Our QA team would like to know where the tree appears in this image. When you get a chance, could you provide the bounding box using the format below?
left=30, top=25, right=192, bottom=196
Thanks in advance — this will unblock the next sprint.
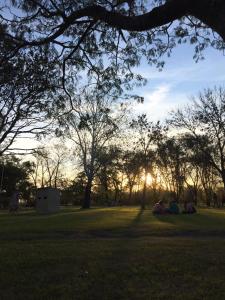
left=0, top=155, right=33, bottom=207
left=0, top=44, right=59, bottom=155
left=95, top=145, right=122, bottom=205
left=122, top=150, right=141, bottom=202
left=180, top=133, right=220, bottom=205
left=157, top=137, right=186, bottom=201
left=2, top=1, right=225, bottom=52
left=63, top=91, right=123, bottom=208
left=66, top=171, right=87, bottom=206
left=130, top=114, right=163, bottom=209
left=31, top=144, right=68, bottom=188
left=1, top=0, right=224, bottom=101
left=170, top=87, right=225, bottom=192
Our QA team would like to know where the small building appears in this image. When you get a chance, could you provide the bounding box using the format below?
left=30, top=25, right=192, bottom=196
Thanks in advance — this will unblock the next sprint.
left=36, top=187, right=60, bottom=214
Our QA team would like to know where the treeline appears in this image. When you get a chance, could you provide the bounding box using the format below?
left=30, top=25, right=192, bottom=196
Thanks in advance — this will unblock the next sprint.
left=1, top=87, right=225, bottom=209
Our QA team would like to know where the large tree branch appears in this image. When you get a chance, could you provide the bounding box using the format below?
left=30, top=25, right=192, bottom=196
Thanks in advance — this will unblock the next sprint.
left=5, top=0, right=225, bottom=62
left=8, top=1, right=193, bottom=47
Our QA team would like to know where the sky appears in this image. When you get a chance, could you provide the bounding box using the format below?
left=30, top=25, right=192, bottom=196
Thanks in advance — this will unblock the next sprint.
left=133, top=44, right=225, bottom=121
left=13, top=41, right=225, bottom=153
left=3, top=2, right=225, bottom=151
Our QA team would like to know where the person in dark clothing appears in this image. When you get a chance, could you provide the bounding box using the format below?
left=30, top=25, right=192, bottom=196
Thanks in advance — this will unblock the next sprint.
left=183, top=201, right=196, bottom=214
left=168, top=200, right=180, bottom=214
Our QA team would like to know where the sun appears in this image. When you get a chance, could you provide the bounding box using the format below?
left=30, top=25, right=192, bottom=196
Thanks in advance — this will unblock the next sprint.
left=146, top=174, right=153, bottom=185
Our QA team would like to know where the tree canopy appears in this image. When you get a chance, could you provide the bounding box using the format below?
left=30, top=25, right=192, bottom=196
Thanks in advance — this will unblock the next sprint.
left=169, top=87, right=225, bottom=192
left=1, top=0, right=225, bottom=98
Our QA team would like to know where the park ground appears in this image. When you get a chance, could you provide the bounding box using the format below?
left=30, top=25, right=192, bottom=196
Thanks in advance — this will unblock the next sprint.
left=1, top=207, right=225, bottom=299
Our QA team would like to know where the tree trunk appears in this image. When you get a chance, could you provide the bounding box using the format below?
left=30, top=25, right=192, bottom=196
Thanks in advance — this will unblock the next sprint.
left=54, top=163, right=60, bottom=188
left=142, top=181, right=146, bottom=210
left=128, top=186, right=133, bottom=202
left=221, top=170, right=225, bottom=192
left=82, top=178, right=92, bottom=209
left=142, top=169, right=147, bottom=210
left=220, top=171, right=225, bottom=207
left=114, top=188, right=119, bottom=205
left=102, top=170, right=109, bottom=204
left=205, top=189, right=211, bottom=207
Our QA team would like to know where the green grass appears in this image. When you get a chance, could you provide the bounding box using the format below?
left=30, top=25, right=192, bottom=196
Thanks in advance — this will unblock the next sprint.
left=1, top=207, right=225, bottom=299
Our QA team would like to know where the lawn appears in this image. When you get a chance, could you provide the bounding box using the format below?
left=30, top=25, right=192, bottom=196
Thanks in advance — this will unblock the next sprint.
left=1, top=207, right=225, bottom=299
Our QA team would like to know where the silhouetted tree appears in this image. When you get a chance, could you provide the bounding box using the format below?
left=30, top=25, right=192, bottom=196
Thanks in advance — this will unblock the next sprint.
left=68, top=172, right=87, bottom=206
left=157, top=137, right=186, bottom=201
left=0, top=156, right=33, bottom=207
left=63, top=91, right=123, bottom=208
left=1, top=0, right=224, bottom=106
left=95, top=146, right=122, bottom=205
left=170, top=87, right=225, bottom=192
left=2, top=1, right=225, bottom=60
left=31, top=144, right=68, bottom=188
left=0, top=50, right=57, bottom=155
left=131, top=114, right=163, bottom=209
left=180, top=133, right=220, bottom=205
left=122, top=150, right=141, bottom=202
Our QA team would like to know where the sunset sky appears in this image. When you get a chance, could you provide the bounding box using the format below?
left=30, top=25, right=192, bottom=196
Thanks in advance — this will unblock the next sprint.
left=3, top=1, right=225, bottom=155
left=14, top=42, right=225, bottom=153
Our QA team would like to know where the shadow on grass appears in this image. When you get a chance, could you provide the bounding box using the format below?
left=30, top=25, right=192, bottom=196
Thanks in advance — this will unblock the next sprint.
left=130, top=207, right=145, bottom=226
left=0, top=207, right=143, bottom=240
left=1, top=207, right=225, bottom=241
left=88, top=208, right=153, bottom=238
left=0, top=206, right=109, bottom=221
left=153, top=210, right=225, bottom=237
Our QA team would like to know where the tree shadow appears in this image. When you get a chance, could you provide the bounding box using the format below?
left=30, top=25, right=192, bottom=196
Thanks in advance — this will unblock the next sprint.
left=153, top=210, right=225, bottom=237
left=130, top=207, right=145, bottom=227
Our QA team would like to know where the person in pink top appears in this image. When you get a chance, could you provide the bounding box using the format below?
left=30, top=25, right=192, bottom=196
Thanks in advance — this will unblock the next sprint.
left=153, top=200, right=167, bottom=215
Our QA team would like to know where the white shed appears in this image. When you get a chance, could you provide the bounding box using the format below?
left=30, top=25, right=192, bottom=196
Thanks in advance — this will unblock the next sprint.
left=36, top=187, right=60, bottom=214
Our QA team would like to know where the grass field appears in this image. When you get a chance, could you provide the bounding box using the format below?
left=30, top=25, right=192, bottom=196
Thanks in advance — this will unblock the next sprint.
left=1, top=207, right=225, bottom=299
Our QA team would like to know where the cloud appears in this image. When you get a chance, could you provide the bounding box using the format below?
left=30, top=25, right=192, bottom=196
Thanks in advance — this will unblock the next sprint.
left=132, top=46, right=225, bottom=122
left=133, top=84, right=189, bottom=121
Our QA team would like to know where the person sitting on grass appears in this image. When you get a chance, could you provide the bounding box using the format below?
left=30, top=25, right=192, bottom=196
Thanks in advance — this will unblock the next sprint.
left=182, top=201, right=196, bottom=214
left=152, top=200, right=167, bottom=215
left=168, top=200, right=180, bottom=214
